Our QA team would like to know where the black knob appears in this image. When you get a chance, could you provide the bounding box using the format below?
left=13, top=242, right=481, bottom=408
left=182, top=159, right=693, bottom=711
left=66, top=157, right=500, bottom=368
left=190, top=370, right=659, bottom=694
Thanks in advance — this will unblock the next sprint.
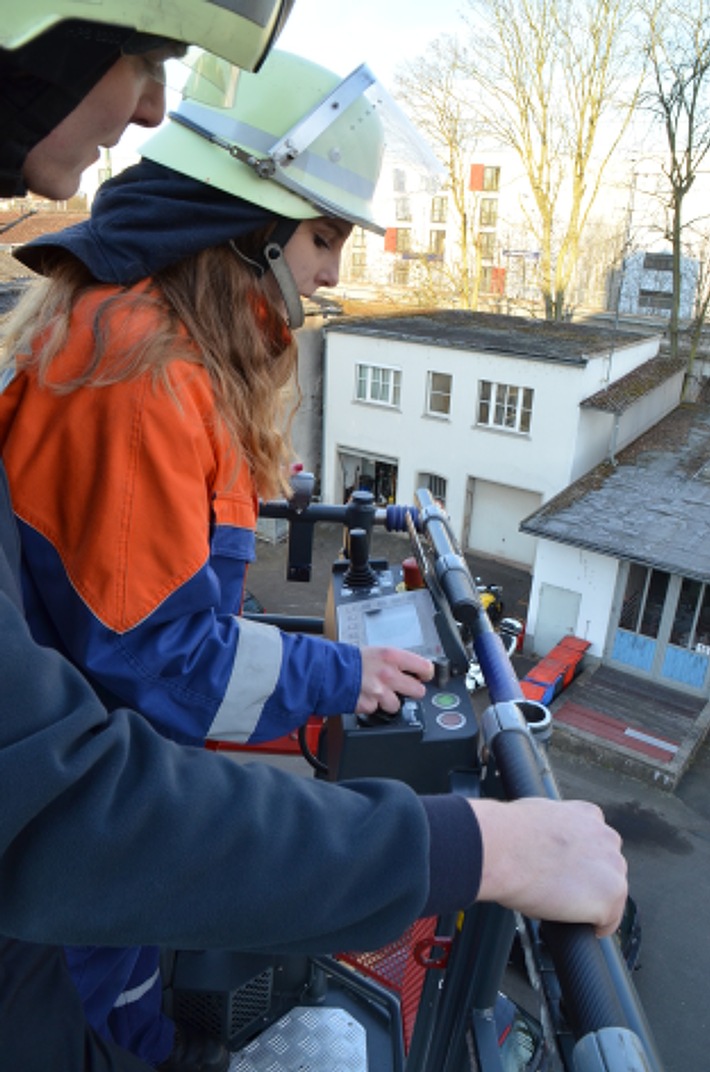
left=433, top=656, right=451, bottom=687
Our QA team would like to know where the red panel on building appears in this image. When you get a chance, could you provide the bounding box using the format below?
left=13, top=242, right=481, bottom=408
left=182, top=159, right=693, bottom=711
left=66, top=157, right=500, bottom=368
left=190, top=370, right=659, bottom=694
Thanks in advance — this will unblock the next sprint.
left=469, top=163, right=485, bottom=191
left=384, top=227, right=398, bottom=253
left=491, top=266, right=506, bottom=294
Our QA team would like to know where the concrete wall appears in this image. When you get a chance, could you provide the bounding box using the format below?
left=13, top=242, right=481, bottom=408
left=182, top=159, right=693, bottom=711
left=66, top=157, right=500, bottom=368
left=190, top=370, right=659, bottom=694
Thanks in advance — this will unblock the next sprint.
left=525, top=539, right=620, bottom=656
left=291, top=317, right=326, bottom=485
left=567, top=336, right=662, bottom=478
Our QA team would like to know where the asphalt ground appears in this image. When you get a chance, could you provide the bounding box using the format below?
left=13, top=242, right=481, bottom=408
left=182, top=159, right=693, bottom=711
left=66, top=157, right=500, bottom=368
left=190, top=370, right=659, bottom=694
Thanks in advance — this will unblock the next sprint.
left=550, top=743, right=710, bottom=1072
left=249, top=520, right=710, bottom=790
left=248, top=521, right=532, bottom=621
left=246, top=524, right=710, bottom=1071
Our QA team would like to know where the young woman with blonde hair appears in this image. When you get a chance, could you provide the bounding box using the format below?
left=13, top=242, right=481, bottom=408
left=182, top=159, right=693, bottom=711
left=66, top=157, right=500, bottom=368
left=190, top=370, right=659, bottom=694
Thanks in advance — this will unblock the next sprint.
left=0, top=50, right=434, bottom=1068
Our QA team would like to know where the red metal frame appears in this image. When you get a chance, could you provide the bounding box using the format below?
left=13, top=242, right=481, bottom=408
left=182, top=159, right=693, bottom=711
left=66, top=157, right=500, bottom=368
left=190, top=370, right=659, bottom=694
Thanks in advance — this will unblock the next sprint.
left=206, top=716, right=325, bottom=756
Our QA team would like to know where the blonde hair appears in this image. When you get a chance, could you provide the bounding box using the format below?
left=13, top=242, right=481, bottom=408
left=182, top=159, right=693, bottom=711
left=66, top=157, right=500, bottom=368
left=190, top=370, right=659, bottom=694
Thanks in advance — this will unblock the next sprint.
left=2, top=237, right=300, bottom=500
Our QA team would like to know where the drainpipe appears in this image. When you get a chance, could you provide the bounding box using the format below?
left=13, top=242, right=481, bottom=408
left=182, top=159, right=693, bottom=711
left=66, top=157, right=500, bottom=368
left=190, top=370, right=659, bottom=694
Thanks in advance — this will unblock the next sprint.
left=609, top=411, right=620, bottom=466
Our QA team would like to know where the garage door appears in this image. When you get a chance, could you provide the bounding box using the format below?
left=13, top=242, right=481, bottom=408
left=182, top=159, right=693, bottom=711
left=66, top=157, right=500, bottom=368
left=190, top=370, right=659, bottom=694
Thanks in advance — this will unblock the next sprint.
left=466, top=478, right=540, bottom=567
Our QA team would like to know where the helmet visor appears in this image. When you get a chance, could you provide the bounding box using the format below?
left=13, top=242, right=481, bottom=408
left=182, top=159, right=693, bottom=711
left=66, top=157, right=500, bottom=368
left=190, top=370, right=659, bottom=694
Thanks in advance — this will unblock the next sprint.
left=1, top=0, right=295, bottom=72
left=166, top=46, right=241, bottom=105
left=168, top=62, right=443, bottom=234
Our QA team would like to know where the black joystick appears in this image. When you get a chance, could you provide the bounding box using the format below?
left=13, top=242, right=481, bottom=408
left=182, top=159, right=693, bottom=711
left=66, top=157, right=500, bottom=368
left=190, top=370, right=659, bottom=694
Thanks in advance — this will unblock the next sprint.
left=356, top=705, right=401, bottom=728
left=343, top=528, right=377, bottom=588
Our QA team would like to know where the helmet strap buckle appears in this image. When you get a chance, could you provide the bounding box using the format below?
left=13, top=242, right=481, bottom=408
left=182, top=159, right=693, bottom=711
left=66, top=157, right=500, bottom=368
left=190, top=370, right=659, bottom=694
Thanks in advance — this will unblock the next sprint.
left=264, top=242, right=304, bottom=330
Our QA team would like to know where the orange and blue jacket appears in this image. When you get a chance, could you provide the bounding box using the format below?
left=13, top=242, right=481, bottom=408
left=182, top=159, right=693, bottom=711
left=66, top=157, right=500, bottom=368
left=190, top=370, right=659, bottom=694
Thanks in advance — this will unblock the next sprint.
left=0, top=285, right=361, bottom=745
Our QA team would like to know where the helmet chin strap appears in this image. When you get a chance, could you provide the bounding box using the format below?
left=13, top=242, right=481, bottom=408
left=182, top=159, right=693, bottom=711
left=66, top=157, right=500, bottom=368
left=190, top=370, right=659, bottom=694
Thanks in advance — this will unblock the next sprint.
left=263, top=242, right=304, bottom=330
left=229, top=218, right=304, bottom=329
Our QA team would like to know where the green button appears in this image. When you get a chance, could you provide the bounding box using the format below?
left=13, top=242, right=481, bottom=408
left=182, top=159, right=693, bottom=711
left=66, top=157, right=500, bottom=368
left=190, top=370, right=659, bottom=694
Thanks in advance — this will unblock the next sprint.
left=432, top=692, right=460, bottom=710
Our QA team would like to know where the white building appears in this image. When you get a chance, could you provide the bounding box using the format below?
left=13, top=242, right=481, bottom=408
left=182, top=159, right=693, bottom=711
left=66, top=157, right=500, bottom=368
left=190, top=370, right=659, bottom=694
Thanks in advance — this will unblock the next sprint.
left=337, top=153, right=511, bottom=310
left=318, top=310, right=697, bottom=672
left=522, top=401, right=710, bottom=696
left=333, top=130, right=710, bottom=323
left=321, top=311, right=669, bottom=564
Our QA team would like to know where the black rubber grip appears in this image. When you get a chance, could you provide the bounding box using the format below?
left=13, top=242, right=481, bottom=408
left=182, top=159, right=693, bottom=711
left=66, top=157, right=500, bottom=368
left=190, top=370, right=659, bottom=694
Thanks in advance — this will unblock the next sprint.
left=491, top=730, right=630, bottom=1037
left=540, top=922, right=628, bottom=1035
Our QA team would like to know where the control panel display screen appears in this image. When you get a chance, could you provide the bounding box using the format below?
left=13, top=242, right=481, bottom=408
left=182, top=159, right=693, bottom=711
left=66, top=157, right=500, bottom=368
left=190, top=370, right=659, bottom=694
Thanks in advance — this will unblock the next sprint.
left=336, top=587, right=444, bottom=660
left=363, top=603, right=424, bottom=650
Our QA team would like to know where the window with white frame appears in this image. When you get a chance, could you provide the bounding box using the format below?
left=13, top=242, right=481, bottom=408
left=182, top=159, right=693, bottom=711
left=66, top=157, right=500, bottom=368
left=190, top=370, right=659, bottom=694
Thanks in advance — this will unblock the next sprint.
left=431, top=196, right=448, bottom=223
left=395, top=228, right=412, bottom=253
left=483, top=166, right=501, bottom=192
left=419, top=472, right=447, bottom=506
left=477, top=380, right=533, bottom=433
left=429, top=229, right=446, bottom=257
left=393, top=168, right=407, bottom=192
left=396, top=197, right=412, bottom=221
left=356, top=363, right=402, bottom=407
left=427, top=371, right=452, bottom=416
left=393, top=262, right=410, bottom=285
left=350, top=250, right=367, bottom=280
left=479, top=198, right=498, bottom=227
left=478, top=230, right=496, bottom=260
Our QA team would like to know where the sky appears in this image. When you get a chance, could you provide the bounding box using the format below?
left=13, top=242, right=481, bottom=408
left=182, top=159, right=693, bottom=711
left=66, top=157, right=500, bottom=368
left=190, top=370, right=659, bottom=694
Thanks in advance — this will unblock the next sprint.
left=82, top=0, right=467, bottom=193
left=277, top=0, right=465, bottom=82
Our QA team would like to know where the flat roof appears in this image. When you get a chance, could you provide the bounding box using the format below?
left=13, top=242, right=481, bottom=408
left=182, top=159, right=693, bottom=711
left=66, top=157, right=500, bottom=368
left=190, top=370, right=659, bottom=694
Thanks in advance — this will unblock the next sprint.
left=325, top=309, right=658, bottom=364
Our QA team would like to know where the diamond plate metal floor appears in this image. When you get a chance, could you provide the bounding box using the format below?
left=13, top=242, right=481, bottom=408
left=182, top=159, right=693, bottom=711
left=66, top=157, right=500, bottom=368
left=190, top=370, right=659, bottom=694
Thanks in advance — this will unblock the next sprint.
left=228, top=1006, right=368, bottom=1072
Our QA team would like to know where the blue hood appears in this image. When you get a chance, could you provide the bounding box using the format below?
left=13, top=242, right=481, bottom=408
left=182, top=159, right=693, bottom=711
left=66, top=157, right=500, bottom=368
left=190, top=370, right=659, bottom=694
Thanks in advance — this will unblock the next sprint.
left=16, top=159, right=282, bottom=284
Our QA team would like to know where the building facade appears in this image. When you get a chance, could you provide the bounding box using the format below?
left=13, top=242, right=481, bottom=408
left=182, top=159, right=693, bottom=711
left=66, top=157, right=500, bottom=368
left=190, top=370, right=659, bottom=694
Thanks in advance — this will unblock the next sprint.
left=321, top=311, right=669, bottom=573
left=320, top=310, right=710, bottom=694
left=618, top=250, right=699, bottom=320
left=522, top=404, right=710, bottom=696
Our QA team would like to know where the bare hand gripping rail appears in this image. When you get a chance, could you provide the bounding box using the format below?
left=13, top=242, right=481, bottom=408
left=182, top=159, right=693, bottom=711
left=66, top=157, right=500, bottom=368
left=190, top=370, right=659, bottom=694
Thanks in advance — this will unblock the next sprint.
left=247, top=484, right=665, bottom=1071
left=415, top=488, right=662, bottom=1072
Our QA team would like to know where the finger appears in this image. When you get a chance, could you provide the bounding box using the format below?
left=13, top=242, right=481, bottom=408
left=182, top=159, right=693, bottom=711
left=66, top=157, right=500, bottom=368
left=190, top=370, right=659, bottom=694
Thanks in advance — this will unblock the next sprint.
left=376, top=691, right=402, bottom=715
left=596, top=916, right=623, bottom=938
left=594, top=890, right=627, bottom=936
left=355, top=694, right=379, bottom=715
left=393, top=652, right=434, bottom=680
left=394, top=672, right=427, bottom=699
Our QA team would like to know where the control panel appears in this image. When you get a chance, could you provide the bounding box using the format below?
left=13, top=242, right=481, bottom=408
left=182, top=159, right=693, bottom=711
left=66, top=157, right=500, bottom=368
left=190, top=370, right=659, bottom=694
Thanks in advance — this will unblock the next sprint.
left=323, top=560, right=480, bottom=794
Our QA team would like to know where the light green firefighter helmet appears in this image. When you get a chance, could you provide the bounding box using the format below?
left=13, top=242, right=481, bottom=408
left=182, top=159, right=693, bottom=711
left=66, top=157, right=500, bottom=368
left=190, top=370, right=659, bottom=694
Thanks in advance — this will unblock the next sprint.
left=1, top=0, right=296, bottom=72
left=141, top=49, right=441, bottom=235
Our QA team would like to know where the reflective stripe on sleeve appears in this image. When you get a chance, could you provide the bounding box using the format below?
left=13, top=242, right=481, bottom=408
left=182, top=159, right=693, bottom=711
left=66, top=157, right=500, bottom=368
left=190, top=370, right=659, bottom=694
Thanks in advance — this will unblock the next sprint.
left=114, top=967, right=161, bottom=1009
left=207, top=616, right=283, bottom=742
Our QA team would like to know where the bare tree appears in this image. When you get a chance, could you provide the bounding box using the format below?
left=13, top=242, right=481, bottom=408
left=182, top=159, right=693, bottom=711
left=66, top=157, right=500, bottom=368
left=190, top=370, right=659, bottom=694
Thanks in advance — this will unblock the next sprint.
left=394, top=36, right=487, bottom=309
left=461, top=0, right=643, bottom=319
left=642, top=0, right=710, bottom=381
left=680, top=222, right=710, bottom=392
